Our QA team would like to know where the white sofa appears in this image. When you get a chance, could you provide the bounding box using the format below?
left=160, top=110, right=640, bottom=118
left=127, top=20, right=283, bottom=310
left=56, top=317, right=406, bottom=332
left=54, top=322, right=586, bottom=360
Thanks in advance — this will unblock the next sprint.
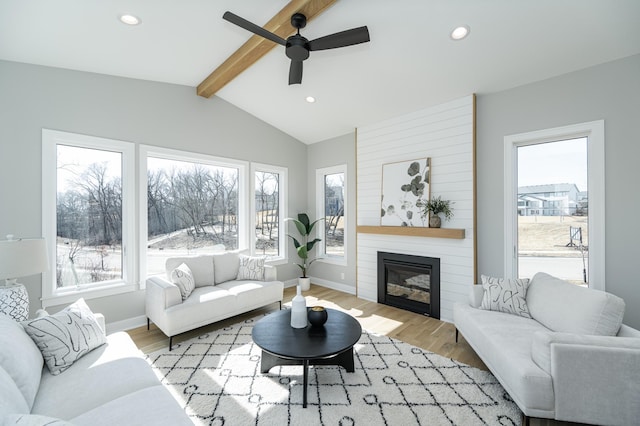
left=453, top=272, right=640, bottom=426
left=146, top=251, right=284, bottom=350
left=0, top=312, right=191, bottom=425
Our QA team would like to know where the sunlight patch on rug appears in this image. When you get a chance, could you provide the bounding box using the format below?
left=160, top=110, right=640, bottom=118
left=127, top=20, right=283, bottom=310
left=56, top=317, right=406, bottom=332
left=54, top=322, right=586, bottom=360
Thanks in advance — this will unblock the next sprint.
left=146, top=313, right=521, bottom=425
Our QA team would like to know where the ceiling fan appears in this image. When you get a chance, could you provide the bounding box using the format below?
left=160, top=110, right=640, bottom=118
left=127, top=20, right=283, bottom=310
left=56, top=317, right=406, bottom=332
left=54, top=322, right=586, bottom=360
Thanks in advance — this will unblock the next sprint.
left=223, top=11, right=370, bottom=85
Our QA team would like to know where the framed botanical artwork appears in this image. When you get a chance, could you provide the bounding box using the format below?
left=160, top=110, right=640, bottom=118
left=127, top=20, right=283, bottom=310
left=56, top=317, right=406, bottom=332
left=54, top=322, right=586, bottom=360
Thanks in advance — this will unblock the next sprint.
left=380, top=157, right=430, bottom=226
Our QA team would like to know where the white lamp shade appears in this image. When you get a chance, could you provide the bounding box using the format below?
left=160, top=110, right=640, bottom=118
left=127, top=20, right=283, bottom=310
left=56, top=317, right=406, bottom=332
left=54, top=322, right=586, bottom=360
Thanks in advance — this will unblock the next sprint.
left=0, top=237, right=49, bottom=281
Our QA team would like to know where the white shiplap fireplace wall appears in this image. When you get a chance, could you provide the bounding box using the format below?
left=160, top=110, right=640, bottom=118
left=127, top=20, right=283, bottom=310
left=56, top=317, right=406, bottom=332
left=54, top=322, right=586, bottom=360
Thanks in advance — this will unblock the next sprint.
left=356, top=95, right=476, bottom=322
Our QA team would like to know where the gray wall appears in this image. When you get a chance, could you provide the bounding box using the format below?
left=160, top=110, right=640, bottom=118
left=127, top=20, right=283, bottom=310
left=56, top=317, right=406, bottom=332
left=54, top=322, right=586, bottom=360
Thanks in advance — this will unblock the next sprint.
left=476, top=54, right=640, bottom=328
left=306, top=133, right=357, bottom=292
left=0, top=60, right=307, bottom=322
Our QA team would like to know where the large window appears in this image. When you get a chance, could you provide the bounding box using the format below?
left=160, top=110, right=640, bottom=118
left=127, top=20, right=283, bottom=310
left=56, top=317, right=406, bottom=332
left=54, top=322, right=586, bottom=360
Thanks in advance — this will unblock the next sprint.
left=504, top=121, right=605, bottom=289
left=42, top=130, right=135, bottom=307
left=140, top=146, right=246, bottom=279
left=316, top=165, right=346, bottom=263
left=252, top=163, right=287, bottom=261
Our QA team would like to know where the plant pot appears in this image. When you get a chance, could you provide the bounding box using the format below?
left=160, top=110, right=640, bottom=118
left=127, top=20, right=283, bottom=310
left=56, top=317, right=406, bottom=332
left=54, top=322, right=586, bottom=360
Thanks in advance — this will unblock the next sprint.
left=298, top=277, right=311, bottom=291
left=429, top=215, right=442, bottom=228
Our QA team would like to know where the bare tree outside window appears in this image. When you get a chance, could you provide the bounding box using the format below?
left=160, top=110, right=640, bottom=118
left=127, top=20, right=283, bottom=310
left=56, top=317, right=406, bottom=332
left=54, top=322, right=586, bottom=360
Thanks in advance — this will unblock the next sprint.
left=324, top=172, right=344, bottom=256
left=254, top=171, right=280, bottom=257
left=56, top=145, right=123, bottom=288
left=145, top=157, right=239, bottom=276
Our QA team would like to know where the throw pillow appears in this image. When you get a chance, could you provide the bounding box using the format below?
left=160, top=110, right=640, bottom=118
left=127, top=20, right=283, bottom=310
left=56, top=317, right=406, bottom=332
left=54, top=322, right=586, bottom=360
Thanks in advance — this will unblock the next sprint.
left=479, top=275, right=532, bottom=318
left=170, top=262, right=195, bottom=300
left=21, top=298, right=106, bottom=376
left=237, top=254, right=266, bottom=281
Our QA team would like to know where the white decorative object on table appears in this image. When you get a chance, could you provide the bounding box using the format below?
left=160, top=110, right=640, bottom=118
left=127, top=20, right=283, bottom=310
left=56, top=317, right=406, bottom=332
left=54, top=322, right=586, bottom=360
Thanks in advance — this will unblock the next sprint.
left=0, top=234, right=48, bottom=321
left=290, top=285, right=307, bottom=328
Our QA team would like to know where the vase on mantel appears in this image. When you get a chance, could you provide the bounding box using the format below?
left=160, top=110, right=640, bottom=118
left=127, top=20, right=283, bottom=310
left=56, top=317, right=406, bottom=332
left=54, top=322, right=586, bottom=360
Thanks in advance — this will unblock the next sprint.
left=429, top=214, right=442, bottom=228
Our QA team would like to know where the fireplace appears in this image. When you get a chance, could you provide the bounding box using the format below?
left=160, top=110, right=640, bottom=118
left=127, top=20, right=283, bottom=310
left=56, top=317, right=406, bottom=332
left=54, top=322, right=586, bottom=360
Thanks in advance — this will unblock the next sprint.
left=377, top=251, right=440, bottom=319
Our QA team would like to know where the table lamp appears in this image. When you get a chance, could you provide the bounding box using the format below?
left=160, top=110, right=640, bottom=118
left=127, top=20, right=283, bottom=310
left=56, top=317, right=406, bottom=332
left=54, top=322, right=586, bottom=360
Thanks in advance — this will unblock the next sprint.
left=0, top=234, right=48, bottom=321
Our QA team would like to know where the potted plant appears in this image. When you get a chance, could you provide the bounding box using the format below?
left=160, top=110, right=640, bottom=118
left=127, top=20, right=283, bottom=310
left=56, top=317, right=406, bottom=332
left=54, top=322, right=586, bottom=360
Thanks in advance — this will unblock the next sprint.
left=418, top=196, right=454, bottom=228
left=286, top=213, right=323, bottom=291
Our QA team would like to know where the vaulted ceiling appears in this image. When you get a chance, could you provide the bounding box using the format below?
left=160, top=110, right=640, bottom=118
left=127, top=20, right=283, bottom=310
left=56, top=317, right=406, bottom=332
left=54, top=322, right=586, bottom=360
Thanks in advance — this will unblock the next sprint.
left=1, top=0, right=639, bottom=144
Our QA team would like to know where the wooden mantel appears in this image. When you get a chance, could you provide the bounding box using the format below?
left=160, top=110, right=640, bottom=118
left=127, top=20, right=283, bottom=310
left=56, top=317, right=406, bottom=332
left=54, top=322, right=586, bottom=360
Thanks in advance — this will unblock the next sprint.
left=357, top=226, right=465, bottom=239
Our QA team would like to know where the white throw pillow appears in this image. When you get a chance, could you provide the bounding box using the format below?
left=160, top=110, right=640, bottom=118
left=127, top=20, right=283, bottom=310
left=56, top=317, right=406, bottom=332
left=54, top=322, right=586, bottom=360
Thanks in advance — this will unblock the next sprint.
left=237, top=254, right=266, bottom=281
left=21, top=298, right=106, bottom=375
left=171, top=263, right=195, bottom=300
left=479, top=275, right=532, bottom=318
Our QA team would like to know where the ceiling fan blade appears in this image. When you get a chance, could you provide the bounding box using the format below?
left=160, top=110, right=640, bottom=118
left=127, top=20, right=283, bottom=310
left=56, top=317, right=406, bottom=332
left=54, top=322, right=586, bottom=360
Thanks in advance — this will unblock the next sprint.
left=289, top=60, right=303, bottom=85
left=223, top=11, right=286, bottom=46
left=308, top=26, right=370, bottom=51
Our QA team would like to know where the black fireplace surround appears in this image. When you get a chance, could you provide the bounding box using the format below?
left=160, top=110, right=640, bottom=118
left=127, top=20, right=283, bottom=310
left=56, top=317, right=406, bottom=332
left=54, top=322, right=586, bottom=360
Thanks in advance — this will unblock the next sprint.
left=377, top=251, right=440, bottom=319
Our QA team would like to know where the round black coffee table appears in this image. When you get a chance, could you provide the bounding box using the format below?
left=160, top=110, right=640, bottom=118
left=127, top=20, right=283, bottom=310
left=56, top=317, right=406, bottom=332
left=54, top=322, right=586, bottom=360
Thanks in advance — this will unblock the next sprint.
left=252, top=308, right=362, bottom=408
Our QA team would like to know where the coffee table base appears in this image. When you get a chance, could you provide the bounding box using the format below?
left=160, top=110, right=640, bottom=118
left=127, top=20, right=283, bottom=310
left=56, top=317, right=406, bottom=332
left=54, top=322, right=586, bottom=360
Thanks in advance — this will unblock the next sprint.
left=260, top=348, right=355, bottom=408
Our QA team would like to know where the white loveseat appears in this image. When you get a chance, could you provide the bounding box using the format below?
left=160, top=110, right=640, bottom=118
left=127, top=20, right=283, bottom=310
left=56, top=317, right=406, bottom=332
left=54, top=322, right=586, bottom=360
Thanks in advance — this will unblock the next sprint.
left=146, top=251, right=284, bottom=350
left=0, top=312, right=191, bottom=425
left=453, top=272, right=640, bottom=425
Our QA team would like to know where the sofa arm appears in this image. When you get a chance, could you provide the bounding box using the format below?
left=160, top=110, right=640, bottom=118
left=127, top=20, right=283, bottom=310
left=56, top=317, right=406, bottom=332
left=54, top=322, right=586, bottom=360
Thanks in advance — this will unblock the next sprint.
left=146, top=276, right=182, bottom=311
left=264, top=264, right=277, bottom=281
left=469, top=284, right=484, bottom=308
left=531, top=331, right=640, bottom=424
left=94, top=313, right=106, bottom=334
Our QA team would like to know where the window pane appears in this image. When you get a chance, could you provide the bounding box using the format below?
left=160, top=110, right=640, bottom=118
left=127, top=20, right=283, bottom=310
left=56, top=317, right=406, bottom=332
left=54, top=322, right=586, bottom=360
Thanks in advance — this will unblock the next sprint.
left=254, top=171, right=280, bottom=257
left=56, top=145, right=123, bottom=287
left=324, top=172, right=344, bottom=256
left=146, top=157, right=239, bottom=276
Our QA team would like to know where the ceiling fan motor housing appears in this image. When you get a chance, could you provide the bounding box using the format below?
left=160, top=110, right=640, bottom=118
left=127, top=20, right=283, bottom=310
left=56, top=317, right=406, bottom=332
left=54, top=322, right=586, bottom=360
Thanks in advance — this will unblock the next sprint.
left=286, top=35, right=310, bottom=61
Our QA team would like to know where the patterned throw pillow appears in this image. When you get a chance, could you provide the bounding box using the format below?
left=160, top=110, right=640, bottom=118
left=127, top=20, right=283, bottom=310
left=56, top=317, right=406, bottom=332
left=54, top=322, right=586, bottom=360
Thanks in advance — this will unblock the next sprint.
left=237, top=254, right=265, bottom=281
left=21, top=298, right=107, bottom=375
left=479, top=275, right=532, bottom=318
left=171, top=263, right=195, bottom=300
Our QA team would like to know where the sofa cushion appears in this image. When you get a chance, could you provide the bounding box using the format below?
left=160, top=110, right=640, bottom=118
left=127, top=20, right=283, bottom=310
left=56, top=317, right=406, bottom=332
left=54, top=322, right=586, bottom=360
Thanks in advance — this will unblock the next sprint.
left=213, top=252, right=240, bottom=284
left=0, top=313, right=44, bottom=410
left=527, top=272, right=625, bottom=336
left=479, top=275, right=531, bottom=318
left=22, top=298, right=106, bottom=375
left=170, top=263, right=195, bottom=300
left=3, top=414, right=75, bottom=426
left=166, top=255, right=214, bottom=288
left=32, top=332, right=161, bottom=420
left=0, top=365, right=30, bottom=418
left=217, top=280, right=284, bottom=309
left=237, top=254, right=265, bottom=281
left=70, top=385, right=192, bottom=426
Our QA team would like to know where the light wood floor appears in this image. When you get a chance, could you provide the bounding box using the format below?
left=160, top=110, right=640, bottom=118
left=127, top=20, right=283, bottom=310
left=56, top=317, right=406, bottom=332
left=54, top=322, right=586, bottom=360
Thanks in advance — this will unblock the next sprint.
left=127, top=285, right=580, bottom=426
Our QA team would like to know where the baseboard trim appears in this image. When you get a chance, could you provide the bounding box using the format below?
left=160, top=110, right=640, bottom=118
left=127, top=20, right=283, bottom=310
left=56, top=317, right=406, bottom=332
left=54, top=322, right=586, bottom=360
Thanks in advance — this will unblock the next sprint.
left=309, top=277, right=357, bottom=295
left=105, top=314, right=147, bottom=334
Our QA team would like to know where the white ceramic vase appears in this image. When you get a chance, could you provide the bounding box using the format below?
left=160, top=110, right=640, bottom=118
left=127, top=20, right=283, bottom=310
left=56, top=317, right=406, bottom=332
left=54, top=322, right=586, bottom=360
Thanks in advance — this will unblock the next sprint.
left=290, top=285, right=308, bottom=328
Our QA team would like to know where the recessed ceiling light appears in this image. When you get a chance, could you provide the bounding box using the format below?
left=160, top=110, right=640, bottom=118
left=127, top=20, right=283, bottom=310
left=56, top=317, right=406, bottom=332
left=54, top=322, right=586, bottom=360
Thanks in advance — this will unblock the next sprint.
left=306, top=96, right=316, bottom=103
left=450, top=25, right=470, bottom=40
left=119, top=14, right=141, bottom=26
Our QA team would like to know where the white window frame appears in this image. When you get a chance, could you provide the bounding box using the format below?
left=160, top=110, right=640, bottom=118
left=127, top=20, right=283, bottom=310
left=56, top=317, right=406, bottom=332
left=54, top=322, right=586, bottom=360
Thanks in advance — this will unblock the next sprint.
left=42, top=129, right=136, bottom=307
left=315, top=164, right=347, bottom=266
left=503, top=120, right=605, bottom=289
left=250, top=162, right=288, bottom=264
left=139, top=145, right=248, bottom=286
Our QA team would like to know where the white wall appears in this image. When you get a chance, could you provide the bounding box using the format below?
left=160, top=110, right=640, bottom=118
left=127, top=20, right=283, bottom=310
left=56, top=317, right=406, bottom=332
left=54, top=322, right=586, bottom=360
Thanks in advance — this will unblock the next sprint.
left=356, top=96, right=475, bottom=322
left=0, top=60, right=308, bottom=323
left=476, top=54, right=640, bottom=329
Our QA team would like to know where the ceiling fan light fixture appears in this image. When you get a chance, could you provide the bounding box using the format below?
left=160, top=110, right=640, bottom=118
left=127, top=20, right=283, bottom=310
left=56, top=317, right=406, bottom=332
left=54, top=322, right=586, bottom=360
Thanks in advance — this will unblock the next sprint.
left=306, top=96, right=316, bottom=103
left=119, top=14, right=141, bottom=26
left=450, top=25, right=470, bottom=40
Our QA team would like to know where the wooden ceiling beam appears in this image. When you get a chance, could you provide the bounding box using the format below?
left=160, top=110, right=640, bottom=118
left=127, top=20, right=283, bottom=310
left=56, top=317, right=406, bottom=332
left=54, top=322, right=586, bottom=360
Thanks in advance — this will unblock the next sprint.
left=197, top=0, right=338, bottom=98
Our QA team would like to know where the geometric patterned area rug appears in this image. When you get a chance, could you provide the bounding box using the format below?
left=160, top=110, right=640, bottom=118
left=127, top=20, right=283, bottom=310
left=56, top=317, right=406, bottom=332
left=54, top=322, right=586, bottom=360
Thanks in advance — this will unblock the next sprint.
left=146, top=312, right=521, bottom=426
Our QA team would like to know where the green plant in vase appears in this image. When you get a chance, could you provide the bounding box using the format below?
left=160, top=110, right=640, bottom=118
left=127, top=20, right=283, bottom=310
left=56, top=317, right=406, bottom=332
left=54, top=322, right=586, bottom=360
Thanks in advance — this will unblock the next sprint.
left=417, top=196, right=454, bottom=228
left=286, top=213, right=323, bottom=291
